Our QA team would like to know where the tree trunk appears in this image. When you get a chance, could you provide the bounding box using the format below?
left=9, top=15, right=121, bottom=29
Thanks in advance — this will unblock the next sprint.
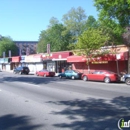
left=87, top=59, right=90, bottom=74
left=128, top=46, right=130, bottom=73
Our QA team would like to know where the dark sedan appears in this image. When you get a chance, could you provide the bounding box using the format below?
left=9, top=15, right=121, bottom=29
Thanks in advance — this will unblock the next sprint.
left=58, top=70, right=82, bottom=79
left=13, top=66, right=30, bottom=75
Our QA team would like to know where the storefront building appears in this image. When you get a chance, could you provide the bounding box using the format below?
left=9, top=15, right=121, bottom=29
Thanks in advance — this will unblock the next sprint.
left=25, top=55, right=35, bottom=73
left=51, top=51, right=73, bottom=73
left=11, top=56, right=21, bottom=70
left=67, top=45, right=128, bottom=74
left=0, top=58, right=11, bottom=71
left=33, top=54, right=43, bottom=72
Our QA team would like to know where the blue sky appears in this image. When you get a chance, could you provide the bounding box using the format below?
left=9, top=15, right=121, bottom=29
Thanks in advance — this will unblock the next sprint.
left=0, top=0, right=98, bottom=41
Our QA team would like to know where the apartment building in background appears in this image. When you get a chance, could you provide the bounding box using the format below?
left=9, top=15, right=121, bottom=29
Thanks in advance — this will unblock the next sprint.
left=14, top=41, right=38, bottom=56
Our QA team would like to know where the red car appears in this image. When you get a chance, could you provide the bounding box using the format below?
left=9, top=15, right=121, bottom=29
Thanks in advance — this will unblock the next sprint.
left=36, top=69, right=55, bottom=77
left=82, top=70, right=119, bottom=83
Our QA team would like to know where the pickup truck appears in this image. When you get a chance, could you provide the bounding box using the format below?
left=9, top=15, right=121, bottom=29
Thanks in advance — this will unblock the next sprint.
left=121, top=74, right=130, bottom=85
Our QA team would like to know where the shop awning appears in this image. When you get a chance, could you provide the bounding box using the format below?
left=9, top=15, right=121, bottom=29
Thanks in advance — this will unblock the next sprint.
left=67, top=56, right=86, bottom=62
left=12, top=56, right=20, bottom=62
left=51, top=51, right=72, bottom=61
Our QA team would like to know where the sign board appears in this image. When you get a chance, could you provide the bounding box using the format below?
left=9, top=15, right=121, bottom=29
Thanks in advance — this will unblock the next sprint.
left=9, top=50, right=11, bottom=57
left=92, top=61, right=108, bottom=64
left=116, top=54, right=121, bottom=60
left=47, top=44, right=50, bottom=54
left=3, top=52, right=5, bottom=58
left=19, top=48, right=22, bottom=56
left=26, top=47, right=30, bottom=56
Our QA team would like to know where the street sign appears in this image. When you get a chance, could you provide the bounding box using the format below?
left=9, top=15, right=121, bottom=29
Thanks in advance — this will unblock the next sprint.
left=3, top=52, right=5, bottom=58
left=9, top=50, right=11, bottom=57
left=47, top=44, right=50, bottom=54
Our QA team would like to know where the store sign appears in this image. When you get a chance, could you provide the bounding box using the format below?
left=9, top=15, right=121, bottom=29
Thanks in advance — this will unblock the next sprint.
left=20, top=56, right=26, bottom=62
left=47, top=44, right=50, bottom=54
left=116, top=54, right=121, bottom=60
left=0, top=58, right=4, bottom=63
left=33, top=57, right=42, bottom=62
left=25, top=56, right=34, bottom=62
left=92, top=61, right=108, bottom=64
left=3, top=52, right=5, bottom=58
left=9, top=50, right=11, bottom=57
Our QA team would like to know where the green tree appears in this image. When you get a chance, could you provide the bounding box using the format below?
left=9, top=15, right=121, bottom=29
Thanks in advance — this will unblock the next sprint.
left=0, top=37, right=18, bottom=57
left=37, top=30, right=49, bottom=53
left=85, top=15, right=99, bottom=29
left=75, top=27, right=114, bottom=73
left=94, top=0, right=130, bottom=27
left=37, top=23, right=72, bottom=53
left=62, top=6, right=87, bottom=43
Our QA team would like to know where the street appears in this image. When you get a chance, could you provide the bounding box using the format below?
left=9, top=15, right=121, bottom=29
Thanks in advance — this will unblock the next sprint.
left=0, top=71, right=130, bottom=130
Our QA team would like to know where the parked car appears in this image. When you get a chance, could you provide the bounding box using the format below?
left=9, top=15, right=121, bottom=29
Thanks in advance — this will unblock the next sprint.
left=13, top=66, right=30, bottom=74
left=82, top=70, right=119, bottom=83
left=36, top=69, right=55, bottom=77
left=58, top=70, right=83, bottom=79
left=120, top=74, right=130, bottom=85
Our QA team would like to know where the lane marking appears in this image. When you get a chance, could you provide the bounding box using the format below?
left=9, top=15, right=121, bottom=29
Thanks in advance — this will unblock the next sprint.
left=21, top=82, right=40, bottom=87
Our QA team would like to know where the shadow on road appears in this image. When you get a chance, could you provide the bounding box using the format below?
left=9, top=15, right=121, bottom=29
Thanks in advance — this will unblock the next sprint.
left=1, top=75, right=74, bottom=85
left=47, top=96, right=130, bottom=130
left=0, top=114, right=43, bottom=130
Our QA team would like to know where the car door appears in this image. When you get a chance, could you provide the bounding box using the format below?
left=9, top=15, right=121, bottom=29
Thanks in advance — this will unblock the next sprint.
left=67, top=70, right=73, bottom=78
left=16, top=67, right=21, bottom=73
left=64, top=70, right=70, bottom=78
left=39, top=70, right=43, bottom=76
left=98, top=71, right=106, bottom=81
left=89, top=71, right=100, bottom=81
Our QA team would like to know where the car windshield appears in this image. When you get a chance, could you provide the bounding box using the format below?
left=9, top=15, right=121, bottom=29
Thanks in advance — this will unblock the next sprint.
left=73, top=70, right=80, bottom=73
left=42, top=69, right=48, bottom=72
left=106, top=70, right=116, bottom=74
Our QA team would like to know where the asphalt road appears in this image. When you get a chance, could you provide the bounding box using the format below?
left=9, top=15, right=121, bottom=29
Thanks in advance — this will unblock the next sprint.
left=0, top=71, right=130, bottom=130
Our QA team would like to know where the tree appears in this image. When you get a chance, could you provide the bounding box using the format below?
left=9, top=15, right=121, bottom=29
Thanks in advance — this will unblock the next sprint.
left=94, top=0, right=130, bottom=72
left=94, top=0, right=130, bottom=27
left=122, top=26, right=130, bottom=73
left=37, top=30, right=49, bottom=53
left=85, top=15, right=99, bottom=29
left=48, top=17, right=59, bottom=28
left=0, top=37, right=18, bottom=57
left=75, top=27, right=114, bottom=73
left=62, top=6, right=87, bottom=43
left=37, top=23, right=72, bottom=53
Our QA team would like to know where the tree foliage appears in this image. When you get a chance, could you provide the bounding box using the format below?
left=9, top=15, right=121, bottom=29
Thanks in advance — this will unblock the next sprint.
left=0, top=37, right=18, bottom=57
left=37, top=23, right=72, bottom=53
left=62, top=6, right=87, bottom=43
left=75, top=27, right=114, bottom=72
left=94, top=0, right=130, bottom=27
left=76, top=27, right=112, bottom=56
left=85, top=15, right=99, bottom=29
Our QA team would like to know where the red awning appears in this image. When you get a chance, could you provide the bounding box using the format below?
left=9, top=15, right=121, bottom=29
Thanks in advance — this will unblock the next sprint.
left=52, top=52, right=72, bottom=59
left=12, top=56, right=20, bottom=62
left=67, top=56, right=86, bottom=62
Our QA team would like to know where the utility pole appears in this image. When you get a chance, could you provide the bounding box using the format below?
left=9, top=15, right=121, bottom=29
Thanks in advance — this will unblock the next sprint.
left=122, top=26, right=130, bottom=73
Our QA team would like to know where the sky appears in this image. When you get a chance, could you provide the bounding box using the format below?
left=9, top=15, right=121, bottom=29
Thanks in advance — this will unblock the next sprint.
left=0, top=0, right=98, bottom=41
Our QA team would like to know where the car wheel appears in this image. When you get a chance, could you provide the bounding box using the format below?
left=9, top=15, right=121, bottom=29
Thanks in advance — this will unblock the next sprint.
left=36, top=73, right=39, bottom=76
left=125, top=78, right=130, bottom=85
left=13, top=71, right=16, bottom=74
left=83, top=76, right=88, bottom=81
left=19, top=72, right=22, bottom=75
left=59, top=75, right=62, bottom=79
left=44, top=74, right=46, bottom=77
left=104, top=77, right=110, bottom=83
left=71, top=76, right=75, bottom=80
